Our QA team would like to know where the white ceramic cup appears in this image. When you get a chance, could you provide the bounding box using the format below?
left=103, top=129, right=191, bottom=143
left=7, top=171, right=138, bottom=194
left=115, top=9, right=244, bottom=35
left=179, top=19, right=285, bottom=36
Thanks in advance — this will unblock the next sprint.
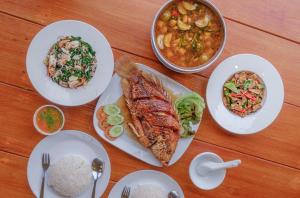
left=189, top=152, right=226, bottom=190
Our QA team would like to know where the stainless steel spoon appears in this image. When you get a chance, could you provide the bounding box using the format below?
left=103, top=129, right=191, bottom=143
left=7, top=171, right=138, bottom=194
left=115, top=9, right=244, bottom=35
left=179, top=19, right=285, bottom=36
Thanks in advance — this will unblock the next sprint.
left=168, top=190, right=180, bottom=198
left=91, top=158, right=104, bottom=198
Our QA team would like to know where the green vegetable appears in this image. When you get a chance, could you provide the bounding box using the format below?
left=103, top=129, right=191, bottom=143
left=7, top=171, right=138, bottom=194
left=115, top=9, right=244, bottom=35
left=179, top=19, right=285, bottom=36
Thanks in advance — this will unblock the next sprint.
left=258, top=83, right=265, bottom=89
left=179, top=36, right=187, bottom=47
left=243, top=79, right=253, bottom=90
left=175, top=92, right=205, bottom=138
left=107, top=114, right=124, bottom=125
left=242, top=100, right=248, bottom=109
left=109, top=125, right=124, bottom=138
left=180, top=120, right=196, bottom=138
left=41, top=109, right=55, bottom=129
left=71, top=36, right=81, bottom=41
left=224, top=89, right=230, bottom=96
left=191, top=32, right=199, bottom=51
left=162, top=10, right=171, bottom=21
left=104, top=104, right=121, bottom=115
left=224, top=82, right=239, bottom=93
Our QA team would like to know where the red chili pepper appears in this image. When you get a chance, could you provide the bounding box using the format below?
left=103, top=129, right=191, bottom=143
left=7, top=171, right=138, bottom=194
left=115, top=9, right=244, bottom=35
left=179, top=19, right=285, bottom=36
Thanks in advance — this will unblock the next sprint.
left=238, top=108, right=246, bottom=113
left=244, top=92, right=256, bottom=101
left=230, top=93, right=243, bottom=98
left=233, top=109, right=245, bottom=116
left=172, top=10, right=179, bottom=17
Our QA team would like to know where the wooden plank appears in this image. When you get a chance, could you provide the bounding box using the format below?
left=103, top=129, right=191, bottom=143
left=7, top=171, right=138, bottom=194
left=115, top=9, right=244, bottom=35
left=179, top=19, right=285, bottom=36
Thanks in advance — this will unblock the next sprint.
left=1, top=128, right=300, bottom=198
left=197, top=105, right=300, bottom=168
left=1, top=82, right=300, bottom=170
left=107, top=140, right=300, bottom=198
left=0, top=12, right=300, bottom=110
left=211, top=0, right=300, bottom=42
left=1, top=13, right=300, bottom=169
left=2, top=0, right=299, bottom=43
left=0, top=151, right=32, bottom=197
left=0, top=3, right=299, bottom=106
left=199, top=19, right=300, bottom=107
left=0, top=151, right=115, bottom=197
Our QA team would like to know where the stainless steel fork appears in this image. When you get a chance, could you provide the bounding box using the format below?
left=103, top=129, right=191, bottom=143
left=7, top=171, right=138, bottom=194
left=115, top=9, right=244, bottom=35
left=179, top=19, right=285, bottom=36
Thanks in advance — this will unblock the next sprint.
left=121, top=186, right=131, bottom=198
left=39, top=153, right=50, bottom=198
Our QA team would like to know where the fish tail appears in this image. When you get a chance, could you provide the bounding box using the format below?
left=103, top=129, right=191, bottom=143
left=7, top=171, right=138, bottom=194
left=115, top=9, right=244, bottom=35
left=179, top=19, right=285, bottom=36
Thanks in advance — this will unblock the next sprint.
left=115, top=55, right=138, bottom=78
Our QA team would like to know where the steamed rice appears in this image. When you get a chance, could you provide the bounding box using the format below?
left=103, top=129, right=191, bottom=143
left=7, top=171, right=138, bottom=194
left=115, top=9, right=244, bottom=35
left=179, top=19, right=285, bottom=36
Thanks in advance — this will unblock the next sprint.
left=131, top=184, right=167, bottom=198
left=48, top=154, right=92, bottom=197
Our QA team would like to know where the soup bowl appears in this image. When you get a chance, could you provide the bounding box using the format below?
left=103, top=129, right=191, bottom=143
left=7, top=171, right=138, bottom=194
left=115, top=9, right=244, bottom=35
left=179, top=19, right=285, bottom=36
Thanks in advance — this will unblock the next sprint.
left=151, top=0, right=227, bottom=73
left=33, top=104, right=65, bottom=136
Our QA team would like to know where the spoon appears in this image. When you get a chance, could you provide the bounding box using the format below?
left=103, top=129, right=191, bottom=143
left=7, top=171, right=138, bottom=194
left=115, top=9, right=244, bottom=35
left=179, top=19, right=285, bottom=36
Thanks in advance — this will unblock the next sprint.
left=91, top=158, right=104, bottom=198
left=197, top=159, right=241, bottom=176
left=168, top=190, right=180, bottom=198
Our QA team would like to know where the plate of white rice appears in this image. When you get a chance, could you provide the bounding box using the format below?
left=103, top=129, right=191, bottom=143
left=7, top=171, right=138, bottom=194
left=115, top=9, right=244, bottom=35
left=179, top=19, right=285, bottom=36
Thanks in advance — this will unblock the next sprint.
left=27, top=130, right=111, bottom=198
left=108, top=170, right=184, bottom=198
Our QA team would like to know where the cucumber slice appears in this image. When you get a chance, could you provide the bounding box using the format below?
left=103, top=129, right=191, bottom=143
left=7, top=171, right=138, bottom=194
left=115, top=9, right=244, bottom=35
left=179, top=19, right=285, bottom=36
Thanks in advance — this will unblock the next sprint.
left=107, top=114, right=124, bottom=125
left=104, top=104, right=120, bottom=115
left=109, top=125, right=123, bottom=138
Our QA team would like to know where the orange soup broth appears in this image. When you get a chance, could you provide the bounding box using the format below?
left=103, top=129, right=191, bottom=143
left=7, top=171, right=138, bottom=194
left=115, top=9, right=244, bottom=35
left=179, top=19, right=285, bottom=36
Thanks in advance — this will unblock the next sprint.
left=36, top=107, right=63, bottom=133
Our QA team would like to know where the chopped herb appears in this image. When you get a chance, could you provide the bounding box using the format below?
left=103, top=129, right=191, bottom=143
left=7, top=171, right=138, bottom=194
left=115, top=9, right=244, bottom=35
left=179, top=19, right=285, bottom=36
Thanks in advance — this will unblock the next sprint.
left=243, top=79, right=253, bottom=90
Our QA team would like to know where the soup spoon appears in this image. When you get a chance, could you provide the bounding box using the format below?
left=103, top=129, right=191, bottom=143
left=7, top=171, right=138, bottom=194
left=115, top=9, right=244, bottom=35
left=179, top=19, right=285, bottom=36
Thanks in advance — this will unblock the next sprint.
left=168, top=190, right=180, bottom=198
left=197, top=159, right=241, bottom=176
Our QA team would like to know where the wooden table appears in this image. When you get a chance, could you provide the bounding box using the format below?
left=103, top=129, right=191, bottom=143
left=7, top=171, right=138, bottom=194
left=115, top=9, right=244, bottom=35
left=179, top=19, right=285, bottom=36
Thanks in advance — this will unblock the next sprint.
left=0, top=0, right=299, bottom=197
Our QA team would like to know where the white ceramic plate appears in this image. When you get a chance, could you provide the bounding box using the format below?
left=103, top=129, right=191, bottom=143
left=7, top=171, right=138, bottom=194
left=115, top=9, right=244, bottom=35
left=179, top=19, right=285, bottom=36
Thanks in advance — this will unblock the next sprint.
left=26, top=20, right=114, bottom=106
left=206, top=54, right=284, bottom=134
left=93, top=63, right=201, bottom=167
left=108, top=170, right=184, bottom=198
left=27, top=130, right=111, bottom=198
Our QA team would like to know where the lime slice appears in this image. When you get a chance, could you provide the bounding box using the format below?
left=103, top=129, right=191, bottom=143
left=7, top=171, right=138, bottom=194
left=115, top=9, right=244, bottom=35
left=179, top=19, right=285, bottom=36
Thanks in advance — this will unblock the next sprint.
left=104, top=104, right=120, bottom=115
left=109, top=125, right=123, bottom=138
left=107, top=114, right=124, bottom=125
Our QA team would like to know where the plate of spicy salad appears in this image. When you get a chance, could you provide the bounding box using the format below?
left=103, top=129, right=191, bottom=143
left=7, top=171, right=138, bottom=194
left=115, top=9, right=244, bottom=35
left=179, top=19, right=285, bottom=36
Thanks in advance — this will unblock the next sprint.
left=206, top=54, right=284, bottom=134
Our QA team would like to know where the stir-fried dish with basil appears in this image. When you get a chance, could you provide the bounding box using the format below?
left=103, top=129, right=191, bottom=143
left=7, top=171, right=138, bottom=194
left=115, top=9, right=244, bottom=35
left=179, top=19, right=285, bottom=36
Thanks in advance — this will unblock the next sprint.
left=223, top=71, right=265, bottom=117
left=44, top=36, right=97, bottom=88
left=155, top=0, right=224, bottom=67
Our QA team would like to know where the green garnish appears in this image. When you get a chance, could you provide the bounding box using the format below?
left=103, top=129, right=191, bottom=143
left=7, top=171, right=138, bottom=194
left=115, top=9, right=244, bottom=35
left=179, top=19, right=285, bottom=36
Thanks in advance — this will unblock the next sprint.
left=224, top=82, right=239, bottom=93
left=109, top=125, right=124, bottom=138
left=41, top=109, right=55, bottom=129
left=258, top=83, right=265, bottom=89
left=107, top=114, right=124, bottom=125
left=104, top=104, right=121, bottom=116
left=175, top=92, right=205, bottom=138
left=224, top=89, right=230, bottom=96
left=243, top=79, right=253, bottom=90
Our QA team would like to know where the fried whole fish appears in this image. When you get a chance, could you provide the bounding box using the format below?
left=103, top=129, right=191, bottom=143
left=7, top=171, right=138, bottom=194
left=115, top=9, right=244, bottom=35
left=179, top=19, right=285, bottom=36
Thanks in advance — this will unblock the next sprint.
left=115, top=57, right=180, bottom=166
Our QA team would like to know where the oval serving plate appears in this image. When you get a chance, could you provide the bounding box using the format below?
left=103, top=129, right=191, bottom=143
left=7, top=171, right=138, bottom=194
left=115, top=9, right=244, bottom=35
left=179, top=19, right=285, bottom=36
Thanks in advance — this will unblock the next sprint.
left=206, top=54, right=284, bottom=134
left=26, top=20, right=114, bottom=106
left=93, top=63, right=202, bottom=167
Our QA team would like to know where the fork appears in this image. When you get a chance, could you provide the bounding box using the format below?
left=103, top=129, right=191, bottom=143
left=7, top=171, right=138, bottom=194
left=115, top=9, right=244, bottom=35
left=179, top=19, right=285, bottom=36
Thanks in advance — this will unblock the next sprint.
left=121, top=186, right=131, bottom=198
left=39, top=153, right=50, bottom=198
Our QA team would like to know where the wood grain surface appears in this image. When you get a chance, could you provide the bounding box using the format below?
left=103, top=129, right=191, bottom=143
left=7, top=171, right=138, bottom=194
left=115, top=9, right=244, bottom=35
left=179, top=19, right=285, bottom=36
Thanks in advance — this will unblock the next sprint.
left=0, top=0, right=299, bottom=197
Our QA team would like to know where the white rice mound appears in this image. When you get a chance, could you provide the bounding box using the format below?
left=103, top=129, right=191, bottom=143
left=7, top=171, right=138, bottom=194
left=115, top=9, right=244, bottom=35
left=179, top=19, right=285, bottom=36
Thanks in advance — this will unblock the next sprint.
left=48, top=154, right=92, bottom=197
left=131, top=184, right=167, bottom=198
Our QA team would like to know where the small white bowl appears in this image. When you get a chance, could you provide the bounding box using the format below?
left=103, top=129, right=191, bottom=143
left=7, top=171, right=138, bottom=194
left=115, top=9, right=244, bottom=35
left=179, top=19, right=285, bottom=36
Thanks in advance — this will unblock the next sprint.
left=33, top=105, right=65, bottom=136
left=189, top=152, right=225, bottom=190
